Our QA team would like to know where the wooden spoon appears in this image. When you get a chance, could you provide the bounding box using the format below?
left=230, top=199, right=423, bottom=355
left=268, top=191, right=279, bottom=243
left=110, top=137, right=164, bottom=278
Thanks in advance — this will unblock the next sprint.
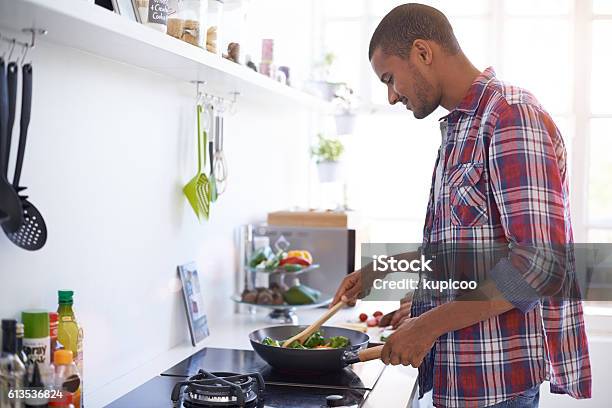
left=282, top=300, right=346, bottom=347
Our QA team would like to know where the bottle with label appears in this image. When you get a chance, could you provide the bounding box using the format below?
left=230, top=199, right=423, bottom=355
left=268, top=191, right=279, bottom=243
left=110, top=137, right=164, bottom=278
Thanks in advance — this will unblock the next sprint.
left=48, top=313, right=58, bottom=364
left=1, top=319, right=27, bottom=408
left=49, top=350, right=80, bottom=408
left=16, top=323, right=28, bottom=366
left=21, top=311, right=51, bottom=370
left=56, top=292, right=83, bottom=390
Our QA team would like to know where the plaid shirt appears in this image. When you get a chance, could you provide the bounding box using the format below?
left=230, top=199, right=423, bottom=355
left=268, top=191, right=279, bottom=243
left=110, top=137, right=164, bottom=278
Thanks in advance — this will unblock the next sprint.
left=412, top=67, right=592, bottom=407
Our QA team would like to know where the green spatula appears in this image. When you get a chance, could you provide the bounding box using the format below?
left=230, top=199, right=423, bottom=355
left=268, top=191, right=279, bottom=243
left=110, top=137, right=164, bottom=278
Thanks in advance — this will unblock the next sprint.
left=183, top=104, right=210, bottom=220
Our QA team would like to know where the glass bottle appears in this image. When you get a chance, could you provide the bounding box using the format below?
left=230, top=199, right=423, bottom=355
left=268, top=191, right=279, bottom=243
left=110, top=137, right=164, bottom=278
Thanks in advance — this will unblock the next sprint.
left=1, top=319, right=27, bottom=408
left=52, top=350, right=80, bottom=408
left=15, top=323, right=28, bottom=367
left=56, top=291, right=83, bottom=386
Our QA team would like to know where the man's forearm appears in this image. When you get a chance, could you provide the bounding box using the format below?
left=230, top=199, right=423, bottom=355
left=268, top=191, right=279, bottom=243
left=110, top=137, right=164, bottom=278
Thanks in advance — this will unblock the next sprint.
left=418, top=279, right=515, bottom=338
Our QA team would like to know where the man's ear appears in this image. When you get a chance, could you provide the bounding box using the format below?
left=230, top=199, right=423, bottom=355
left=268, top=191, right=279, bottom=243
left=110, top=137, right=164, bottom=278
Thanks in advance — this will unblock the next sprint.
left=412, top=39, right=433, bottom=65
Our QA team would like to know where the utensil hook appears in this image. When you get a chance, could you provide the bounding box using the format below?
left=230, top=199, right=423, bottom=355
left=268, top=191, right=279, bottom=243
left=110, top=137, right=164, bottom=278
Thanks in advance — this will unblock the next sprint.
left=6, top=39, right=16, bottom=60
left=190, top=80, right=207, bottom=105
left=20, top=28, right=48, bottom=64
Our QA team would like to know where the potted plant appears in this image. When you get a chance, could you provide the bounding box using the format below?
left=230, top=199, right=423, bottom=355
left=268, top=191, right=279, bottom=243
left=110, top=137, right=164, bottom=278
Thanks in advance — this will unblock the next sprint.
left=333, top=84, right=358, bottom=135
left=306, top=53, right=343, bottom=101
left=311, top=134, right=345, bottom=182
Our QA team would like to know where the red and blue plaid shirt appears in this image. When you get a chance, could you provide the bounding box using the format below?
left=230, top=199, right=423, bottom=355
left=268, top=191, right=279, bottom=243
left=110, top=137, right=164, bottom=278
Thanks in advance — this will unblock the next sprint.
left=412, top=67, right=592, bottom=407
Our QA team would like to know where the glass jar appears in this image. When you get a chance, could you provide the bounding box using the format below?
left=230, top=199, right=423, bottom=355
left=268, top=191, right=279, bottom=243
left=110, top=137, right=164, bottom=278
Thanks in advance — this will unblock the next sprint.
left=206, top=0, right=224, bottom=55
left=222, top=0, right=249, bottom=63
left=135, top=0, right=170, bottom=33
left=167, top=0, right=208, bottom=48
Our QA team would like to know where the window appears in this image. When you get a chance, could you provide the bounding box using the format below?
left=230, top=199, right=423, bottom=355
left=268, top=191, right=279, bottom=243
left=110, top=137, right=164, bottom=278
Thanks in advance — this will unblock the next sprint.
left=588, top=119, right=612, bottom=223
left=591, top=21, right=612, bottom=115
left=593, top=0, right=612, bottom=14
left=317, top=0, right=612, bottom=244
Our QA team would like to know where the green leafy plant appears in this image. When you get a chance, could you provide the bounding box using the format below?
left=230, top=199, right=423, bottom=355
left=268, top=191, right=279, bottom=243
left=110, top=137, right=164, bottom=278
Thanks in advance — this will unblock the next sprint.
left=311, top=134, right=344, bottom=163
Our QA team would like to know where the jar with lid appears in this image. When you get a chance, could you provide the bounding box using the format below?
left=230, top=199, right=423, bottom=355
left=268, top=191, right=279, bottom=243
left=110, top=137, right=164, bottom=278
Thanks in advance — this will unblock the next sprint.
left=135, top=0, right=170, bottom=33
left=167, top=0, right=208, bottom=48
left=206, top=0, right=224, bottom=55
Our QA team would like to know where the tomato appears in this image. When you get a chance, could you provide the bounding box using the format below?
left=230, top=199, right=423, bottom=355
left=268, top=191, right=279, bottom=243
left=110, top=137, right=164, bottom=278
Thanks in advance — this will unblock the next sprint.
left=366, top=317, right=378, bottom=327
left=373, top=311, right=383, bottom=318
left=287, top=250, right=313, bottom=264
left=359, top=313, right=368, bottom=322
left=279, top=257, right=310, bottom=267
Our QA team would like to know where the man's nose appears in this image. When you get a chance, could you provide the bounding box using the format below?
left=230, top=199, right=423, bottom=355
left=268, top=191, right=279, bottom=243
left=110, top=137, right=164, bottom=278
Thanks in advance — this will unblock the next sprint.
left=388, top=87, right=400, bottom=105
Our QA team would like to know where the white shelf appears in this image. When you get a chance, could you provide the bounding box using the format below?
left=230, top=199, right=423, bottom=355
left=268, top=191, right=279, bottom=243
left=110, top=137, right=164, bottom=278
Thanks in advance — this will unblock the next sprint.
left=0, top=0, right=331, bottom=110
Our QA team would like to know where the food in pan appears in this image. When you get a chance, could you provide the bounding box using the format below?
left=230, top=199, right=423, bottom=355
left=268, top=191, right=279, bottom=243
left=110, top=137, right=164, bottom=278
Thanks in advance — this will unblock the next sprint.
left=261, top=330, right=350, bottom=349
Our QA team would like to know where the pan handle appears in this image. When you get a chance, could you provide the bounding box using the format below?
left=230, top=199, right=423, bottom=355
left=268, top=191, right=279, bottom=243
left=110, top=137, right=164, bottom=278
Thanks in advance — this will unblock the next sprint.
left=342, top=345, right=383, bottom=365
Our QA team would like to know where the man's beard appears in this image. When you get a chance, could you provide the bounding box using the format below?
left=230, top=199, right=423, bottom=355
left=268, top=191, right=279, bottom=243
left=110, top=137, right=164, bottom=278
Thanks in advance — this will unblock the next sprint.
left=410, top=65, right=439, bottom=119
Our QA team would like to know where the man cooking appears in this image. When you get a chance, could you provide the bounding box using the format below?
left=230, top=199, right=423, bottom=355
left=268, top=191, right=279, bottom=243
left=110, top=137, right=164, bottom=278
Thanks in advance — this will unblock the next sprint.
left=330, top=3, right=591, bottom=407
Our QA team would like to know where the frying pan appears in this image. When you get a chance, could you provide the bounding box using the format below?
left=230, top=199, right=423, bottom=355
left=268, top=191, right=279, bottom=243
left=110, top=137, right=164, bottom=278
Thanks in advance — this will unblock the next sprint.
left=249, top=325, right=382, bottom=372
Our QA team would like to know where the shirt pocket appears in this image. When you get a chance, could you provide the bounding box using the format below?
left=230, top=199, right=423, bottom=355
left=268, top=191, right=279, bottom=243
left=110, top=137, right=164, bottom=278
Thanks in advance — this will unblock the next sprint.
left=447, top=162, right=488, bottom=227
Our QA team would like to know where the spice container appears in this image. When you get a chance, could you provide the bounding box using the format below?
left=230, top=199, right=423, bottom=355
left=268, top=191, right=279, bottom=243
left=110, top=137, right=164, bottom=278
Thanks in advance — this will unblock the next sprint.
left=136, top=0, right=170, bottom=33
left=167, top=0, right=208, bottom=47
left=22, top=310, right=51, bottom=370
left=206, top=0, right=224, bottom=55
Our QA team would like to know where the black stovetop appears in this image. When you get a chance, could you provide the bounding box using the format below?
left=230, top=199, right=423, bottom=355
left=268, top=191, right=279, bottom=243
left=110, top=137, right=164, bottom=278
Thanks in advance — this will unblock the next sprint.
left=105, top=375, right=369, bottom=408
left=161, top=347, right=386, bottom=390
left=105, top=347, right=386, bottom=408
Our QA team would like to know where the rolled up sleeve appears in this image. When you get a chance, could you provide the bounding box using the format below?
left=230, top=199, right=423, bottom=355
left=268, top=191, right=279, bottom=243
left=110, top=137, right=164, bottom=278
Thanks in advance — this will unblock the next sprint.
left=488, top=102, right=569, bottom=312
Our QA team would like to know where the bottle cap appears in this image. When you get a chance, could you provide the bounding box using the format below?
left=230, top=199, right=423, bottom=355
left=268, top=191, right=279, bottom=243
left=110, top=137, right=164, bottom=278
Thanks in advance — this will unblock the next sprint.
left=1, top=319, right=17, bottom=331
left=16, top=323, right=24, bottom=337
left=54, top=349, right=74, bottom=365
left=58, top=290, right=74, bottom=304
left=22, top=310, right=50, bottom=339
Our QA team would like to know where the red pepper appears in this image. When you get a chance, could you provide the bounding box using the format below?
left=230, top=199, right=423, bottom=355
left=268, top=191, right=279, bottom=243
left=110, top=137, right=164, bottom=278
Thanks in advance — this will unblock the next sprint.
left=279, top=256, right=311, bottom=267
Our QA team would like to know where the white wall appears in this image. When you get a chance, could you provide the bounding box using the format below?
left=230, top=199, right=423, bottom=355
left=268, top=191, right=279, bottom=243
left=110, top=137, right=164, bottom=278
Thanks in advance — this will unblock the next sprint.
left=0, top=41, right=312, bottom=396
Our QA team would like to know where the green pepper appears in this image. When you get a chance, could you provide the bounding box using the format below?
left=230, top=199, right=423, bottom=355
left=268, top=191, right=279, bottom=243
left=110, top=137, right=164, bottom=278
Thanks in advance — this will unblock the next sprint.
left=262, top=337, right=280, bottom=347
left=304, top=331, right=325, bottom=348
left=282, top=264, right=303, bottom=272
left=249, top=248, right=268, bottom=268
left=327, top=336, right=350, bottom=348
left=288, top=341, right=306, bottom=349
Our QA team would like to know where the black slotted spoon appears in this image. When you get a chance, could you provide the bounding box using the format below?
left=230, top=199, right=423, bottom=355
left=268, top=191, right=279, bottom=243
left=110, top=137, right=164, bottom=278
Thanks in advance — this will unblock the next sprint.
left=3, top=63, right=47, bottom=251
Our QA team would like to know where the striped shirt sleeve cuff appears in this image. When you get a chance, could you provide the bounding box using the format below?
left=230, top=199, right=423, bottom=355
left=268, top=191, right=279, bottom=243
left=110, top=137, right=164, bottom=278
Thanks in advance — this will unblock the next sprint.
left=490, top=258, right=540, bottom=313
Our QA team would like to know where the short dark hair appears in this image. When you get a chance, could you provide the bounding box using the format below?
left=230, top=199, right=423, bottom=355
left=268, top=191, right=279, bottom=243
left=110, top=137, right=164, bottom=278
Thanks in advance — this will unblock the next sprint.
left=369, top=3, right=461, bottom=60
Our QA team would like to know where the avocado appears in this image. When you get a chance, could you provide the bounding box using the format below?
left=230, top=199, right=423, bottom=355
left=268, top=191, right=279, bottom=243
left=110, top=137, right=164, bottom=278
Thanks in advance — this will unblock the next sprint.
left=282, top=285, right=321, bottom=305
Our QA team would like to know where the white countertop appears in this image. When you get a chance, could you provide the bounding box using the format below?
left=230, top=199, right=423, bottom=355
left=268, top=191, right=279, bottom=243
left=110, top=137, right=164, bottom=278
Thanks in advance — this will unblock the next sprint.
left=88, top=301, right=419, bottom=408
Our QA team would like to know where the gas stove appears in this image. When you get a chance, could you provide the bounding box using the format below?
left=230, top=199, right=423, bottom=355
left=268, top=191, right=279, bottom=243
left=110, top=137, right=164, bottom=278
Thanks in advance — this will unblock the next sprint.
left=171, top=370, right=265, bottom=407
left=106, top=347, right=386, bottom=408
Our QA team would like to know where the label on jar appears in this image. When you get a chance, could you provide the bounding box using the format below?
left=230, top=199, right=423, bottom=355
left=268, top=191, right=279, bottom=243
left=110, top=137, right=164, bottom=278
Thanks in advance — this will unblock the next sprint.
left=148, top=0, right=169, bottom=25
left=23, top=336, right=51, bottom=369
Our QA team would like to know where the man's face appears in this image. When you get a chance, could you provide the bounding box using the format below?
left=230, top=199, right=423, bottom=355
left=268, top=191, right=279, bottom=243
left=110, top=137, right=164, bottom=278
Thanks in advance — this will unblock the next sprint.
left=371, top=47, right=440, bottom=119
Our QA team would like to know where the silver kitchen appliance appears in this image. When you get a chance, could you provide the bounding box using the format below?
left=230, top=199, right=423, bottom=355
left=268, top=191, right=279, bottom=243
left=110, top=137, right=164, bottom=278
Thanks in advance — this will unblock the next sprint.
left=234, top=224, right=356, bottom=322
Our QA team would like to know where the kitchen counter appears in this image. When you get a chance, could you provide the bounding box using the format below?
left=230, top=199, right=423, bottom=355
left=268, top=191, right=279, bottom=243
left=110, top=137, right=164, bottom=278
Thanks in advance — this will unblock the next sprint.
left=89, top=301, right=419, bottom=408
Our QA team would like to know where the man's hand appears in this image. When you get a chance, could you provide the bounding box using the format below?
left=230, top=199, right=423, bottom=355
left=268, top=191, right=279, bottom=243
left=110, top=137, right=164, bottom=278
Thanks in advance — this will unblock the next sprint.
left=330, top=270, right=362, bottom=307
left=381, top=316, right=438, bottom=367
left=379, top=292, right=413, bottom=328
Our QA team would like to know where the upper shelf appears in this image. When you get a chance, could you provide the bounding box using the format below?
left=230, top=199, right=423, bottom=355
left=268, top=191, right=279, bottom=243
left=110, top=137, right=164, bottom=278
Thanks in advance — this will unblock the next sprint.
left=0, top=0, right=331, bottom=110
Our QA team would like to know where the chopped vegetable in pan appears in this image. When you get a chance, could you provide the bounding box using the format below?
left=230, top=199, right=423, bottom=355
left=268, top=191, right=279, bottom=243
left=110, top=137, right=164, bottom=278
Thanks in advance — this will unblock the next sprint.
left=261, top=331, right=350, bottom=349
left=262, top=337, right=281, bottom=347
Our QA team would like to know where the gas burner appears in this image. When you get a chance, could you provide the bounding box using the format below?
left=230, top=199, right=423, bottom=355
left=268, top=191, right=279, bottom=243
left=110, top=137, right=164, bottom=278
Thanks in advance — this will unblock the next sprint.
left=171, top=370, right=265, bottom=408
